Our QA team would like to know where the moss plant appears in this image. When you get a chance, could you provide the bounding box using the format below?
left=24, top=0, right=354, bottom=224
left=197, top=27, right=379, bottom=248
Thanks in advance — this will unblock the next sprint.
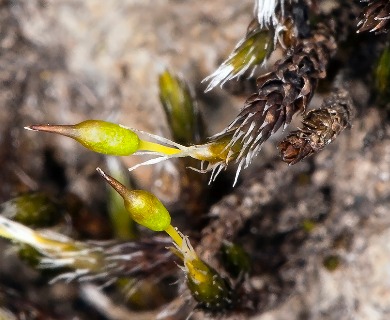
left=323, top=255, right=341, bottom=272
left=159, top=70, right=200, bottom=144
left=25, top=120, right=182, bottom=157
left=221, top=241, right=251, bottom=278
left=96, top=168, right=233, bottom=311
left=375, top=43, right=390, bottom=97
left=25, top=119, right=246, bottom=184
left=1, top=1, right=388, bottom=318
left=0, top=193, right=61, bottom=228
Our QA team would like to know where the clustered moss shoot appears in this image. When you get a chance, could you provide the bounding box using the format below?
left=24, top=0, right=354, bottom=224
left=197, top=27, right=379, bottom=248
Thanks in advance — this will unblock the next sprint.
left=25, top=119, right=245, bottom=184
left=96, top=168, right=233, bottom=311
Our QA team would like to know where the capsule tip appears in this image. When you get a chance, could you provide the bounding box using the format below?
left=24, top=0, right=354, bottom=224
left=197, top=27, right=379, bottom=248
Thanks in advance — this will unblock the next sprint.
left=23, top=124, right=71, bottom=135
left=96, top=167, right=129, bottom=198
left=24, top=125, right=44, bottom=131
left=96, top=167, right=105, bottom=178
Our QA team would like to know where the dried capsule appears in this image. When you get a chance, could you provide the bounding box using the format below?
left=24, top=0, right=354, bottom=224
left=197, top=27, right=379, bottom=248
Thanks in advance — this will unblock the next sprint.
left=278, top=89, right=354, bottom=164
left=105, top=157, right=137, bottom=240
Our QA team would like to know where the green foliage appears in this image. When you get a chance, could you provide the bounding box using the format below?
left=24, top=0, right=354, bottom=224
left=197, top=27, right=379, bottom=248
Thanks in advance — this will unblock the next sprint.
left=18, top=244, right=41, bottom=267
left=106, top=158, right=138, bottom=240
left=221, top=241, right=251, bottom=278
left=302, top=219, right=316, bottom=233
left=180, top=238, right=232, bottom=311
left=0, top=193, right=61, bottom=228
left=159, top=70, right=200, bottom=144
left=186, top=259, right=232, bottom=311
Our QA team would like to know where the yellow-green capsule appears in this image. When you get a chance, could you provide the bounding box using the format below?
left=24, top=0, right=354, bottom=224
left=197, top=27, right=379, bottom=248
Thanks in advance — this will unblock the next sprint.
left=97, top=168, right=171, bottom=231
left=26, top=120, right=140, bottom=156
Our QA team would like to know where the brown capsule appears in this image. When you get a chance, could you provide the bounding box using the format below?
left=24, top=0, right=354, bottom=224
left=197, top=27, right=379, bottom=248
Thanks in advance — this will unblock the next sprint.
left=278, top=89, right=354, bottom=165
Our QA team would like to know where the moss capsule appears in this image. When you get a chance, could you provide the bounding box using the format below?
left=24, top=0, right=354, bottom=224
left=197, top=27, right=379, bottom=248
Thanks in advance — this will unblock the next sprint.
left=26, top=120, right=140, bottom=156
left=0, top=193, right=61, bottom=228
left=97, top=168, right=171, bottom=231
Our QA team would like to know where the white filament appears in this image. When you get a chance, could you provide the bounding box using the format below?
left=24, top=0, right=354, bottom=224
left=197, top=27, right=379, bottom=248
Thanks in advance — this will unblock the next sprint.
left=255, top=0, right=285, bottom=27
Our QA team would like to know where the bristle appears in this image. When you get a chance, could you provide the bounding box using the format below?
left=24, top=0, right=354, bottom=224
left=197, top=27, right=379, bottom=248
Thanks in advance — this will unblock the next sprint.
left=255, top=0, right=286, bottom=28
left=209, top=22, right=336, bottom=178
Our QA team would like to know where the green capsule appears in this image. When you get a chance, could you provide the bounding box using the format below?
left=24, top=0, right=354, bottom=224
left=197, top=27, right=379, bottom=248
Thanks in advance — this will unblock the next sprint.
left=302, top=219, right=316, bottom=233
left=26, top=120, right=140, bottom=156
left=18, top=244, right=41, bottom=267
left=97, top=168, right=171, bottom=231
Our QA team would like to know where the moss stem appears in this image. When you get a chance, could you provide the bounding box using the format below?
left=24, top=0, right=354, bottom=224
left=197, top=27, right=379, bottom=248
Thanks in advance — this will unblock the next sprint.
left=138, top=139, right=182, bottom=155
left=164, top=224, right=183, bottom=247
